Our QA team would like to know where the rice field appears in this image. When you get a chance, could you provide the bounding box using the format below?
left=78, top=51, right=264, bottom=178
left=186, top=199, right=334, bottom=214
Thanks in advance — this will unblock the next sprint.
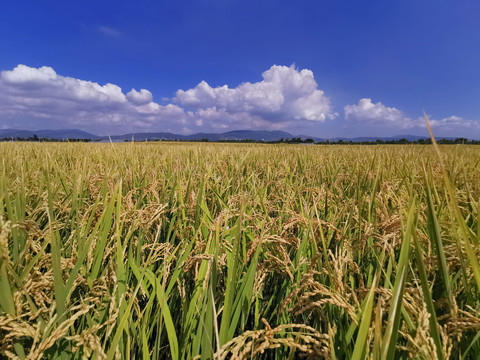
left=1, top=142, right=479, bottom=359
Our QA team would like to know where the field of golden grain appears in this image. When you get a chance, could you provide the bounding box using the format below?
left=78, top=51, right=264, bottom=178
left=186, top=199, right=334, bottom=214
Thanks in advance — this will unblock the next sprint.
left=1, top=142, right=479, bottom=359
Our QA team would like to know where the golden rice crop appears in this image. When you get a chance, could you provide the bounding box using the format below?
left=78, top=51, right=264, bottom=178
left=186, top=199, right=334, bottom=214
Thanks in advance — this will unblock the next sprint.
left=0, top=142, right=479, bottom=359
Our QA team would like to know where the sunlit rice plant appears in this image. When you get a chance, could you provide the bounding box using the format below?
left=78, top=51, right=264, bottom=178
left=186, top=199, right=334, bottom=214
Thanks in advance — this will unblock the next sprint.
left=0, top=140, right=479, bottom=359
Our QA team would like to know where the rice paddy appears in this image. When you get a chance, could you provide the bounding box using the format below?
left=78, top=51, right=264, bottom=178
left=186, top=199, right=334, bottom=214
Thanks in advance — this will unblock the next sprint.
left=1, top=142, right=479, bottom=359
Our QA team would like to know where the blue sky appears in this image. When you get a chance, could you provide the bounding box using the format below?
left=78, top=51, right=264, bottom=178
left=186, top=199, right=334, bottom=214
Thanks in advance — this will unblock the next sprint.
left=0, top=0, right=479, bottom=137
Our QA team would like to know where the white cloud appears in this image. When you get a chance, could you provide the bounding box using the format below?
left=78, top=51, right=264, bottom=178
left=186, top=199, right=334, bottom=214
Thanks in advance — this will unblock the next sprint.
left=344, top=98, right=411, bottom=126
left=0, top=64, right=338, bottom=135
left=0, top=64, right=186, bottom=134
left=127, top=89, right=153, bottom=105
left=192, top=106, right=280, bottom=132
left=2, top=65, right=57, bottom=84
left=344, top=98, right=479, bottom=137
left=428, top=115, right=478, bottom=132
left=175, top=64, right=337, bottom=124
left=7, top=64, right=475, bottom=138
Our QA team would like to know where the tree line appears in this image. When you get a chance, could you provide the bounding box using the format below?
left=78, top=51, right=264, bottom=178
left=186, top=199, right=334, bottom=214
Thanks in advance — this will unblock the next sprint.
left=2, top=135, right=479, bottom=145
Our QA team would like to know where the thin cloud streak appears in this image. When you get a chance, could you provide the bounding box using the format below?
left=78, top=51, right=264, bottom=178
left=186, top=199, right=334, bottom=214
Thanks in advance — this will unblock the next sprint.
left=98, top=26, right=122, bottom=37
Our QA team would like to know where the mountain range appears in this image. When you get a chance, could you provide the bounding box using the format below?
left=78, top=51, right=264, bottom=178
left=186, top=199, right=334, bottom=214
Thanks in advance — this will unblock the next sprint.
left=0, top=128, right=462, bottom=142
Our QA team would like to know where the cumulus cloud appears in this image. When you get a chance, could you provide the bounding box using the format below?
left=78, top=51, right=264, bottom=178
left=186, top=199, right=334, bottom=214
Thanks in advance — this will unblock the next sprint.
left=344, top=98, right=410, bottom=125
left=344, top=98, right=479, bottom=137
left=127, top=89, right=153, bottom=105
left=428, top=115, right=479, bottom=132
left=2, top=65, right=57, bottom=84
left=175, top=65, right=337, bottom=124
left=0, top=64, right=186, bottom=134
left=0, top=64, right=338, bottom=134
left=192, top=106, right=282, bottom=132
left=1, top=64, right=478, bottom=137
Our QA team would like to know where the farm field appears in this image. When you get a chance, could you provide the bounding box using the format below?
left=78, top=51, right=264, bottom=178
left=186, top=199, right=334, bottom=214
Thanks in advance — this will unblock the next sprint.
left=1, top=142, right=480, bottom=359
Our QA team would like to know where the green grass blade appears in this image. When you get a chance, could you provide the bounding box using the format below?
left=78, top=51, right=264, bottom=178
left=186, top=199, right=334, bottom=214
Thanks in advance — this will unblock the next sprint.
left=382, top=198, right=416, bottom=359
left=424, top=169, right=453, bottom=310
left=351, top=271, right=378, bottom=360
left=0, top=263, right=15, bottom=315
left=412, top=232, right=444, bottom=360
left=156, top=277, right=179, bottom=360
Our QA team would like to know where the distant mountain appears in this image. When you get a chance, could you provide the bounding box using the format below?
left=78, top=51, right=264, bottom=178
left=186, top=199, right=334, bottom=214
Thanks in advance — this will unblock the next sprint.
left=0, top=128, right=468, bottom=142
left=0, top=129, right=34, bottom=138
left=35, top=129, right=100, bottom=140
left=0, top=129, right=99, bottom=140
left=190, top=130, right=294, bottom=141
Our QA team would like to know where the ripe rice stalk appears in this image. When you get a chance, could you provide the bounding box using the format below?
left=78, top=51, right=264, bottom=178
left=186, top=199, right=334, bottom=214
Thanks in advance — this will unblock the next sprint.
left=1, top=142, right=479, bottom=358
left=381, top=195, right=416, bottom=359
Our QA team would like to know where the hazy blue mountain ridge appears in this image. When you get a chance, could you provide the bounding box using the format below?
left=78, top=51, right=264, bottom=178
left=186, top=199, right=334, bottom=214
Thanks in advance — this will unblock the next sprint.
left=0, top=128, right=462, bottom=142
